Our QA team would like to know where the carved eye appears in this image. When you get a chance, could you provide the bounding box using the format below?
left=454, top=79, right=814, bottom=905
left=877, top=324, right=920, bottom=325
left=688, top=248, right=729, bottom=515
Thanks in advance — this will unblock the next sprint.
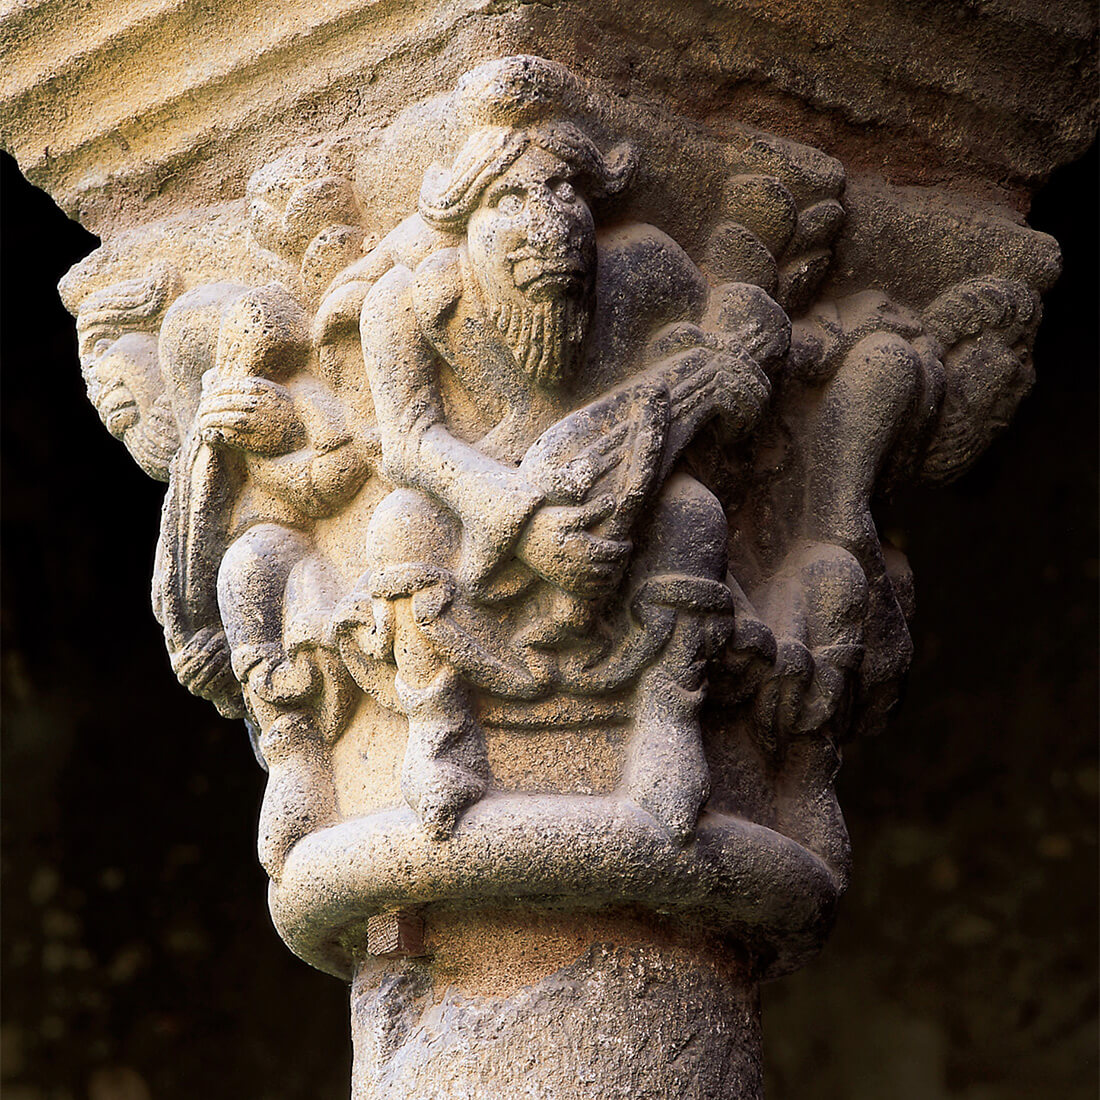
left=553, top=180, right=577, bottom=203
left=93, top=338, right=112, bottom=358
left=496, top=193, right=523, bottom=216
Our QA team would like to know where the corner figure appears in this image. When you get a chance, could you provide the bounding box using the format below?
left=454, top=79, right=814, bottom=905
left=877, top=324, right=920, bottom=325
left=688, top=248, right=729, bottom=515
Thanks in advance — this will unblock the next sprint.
left=181, top=283, right=373, bottom=871
left=733, top=278, right=1040, bottom=753
left=64, top=257, right=376, bottom=871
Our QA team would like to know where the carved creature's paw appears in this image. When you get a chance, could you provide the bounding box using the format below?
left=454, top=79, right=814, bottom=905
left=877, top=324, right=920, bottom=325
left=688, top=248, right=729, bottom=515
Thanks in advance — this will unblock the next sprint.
left=249, top=651, right=320, bottom=706
left=403, top=762, right=487, bottom=841
left=626, top=720, right=711, bottom=846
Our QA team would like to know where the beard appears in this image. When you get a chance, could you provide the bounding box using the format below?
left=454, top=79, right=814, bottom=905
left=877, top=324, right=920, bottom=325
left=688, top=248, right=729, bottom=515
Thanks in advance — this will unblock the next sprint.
left=481, top=276, right=591, bottom=390
left=125, top=394, right=180, bottom=481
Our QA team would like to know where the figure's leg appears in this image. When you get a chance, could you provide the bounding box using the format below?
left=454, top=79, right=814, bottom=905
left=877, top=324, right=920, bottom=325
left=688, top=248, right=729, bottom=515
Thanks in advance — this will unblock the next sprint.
left=628, top=623, right=713, bottom=844
left=217, top=525, right=343, bottom=873
left=394, top=618, right=488, bottom=840
left=800, top=332, right=926, bottom=733
left=366, top=490, right=488, bottom=838
left=254, top=708, right=336, bottom=878
left=624, top=475, right=732, bottom=844
left=284, top=551, right=356, bottom=740
left=218, top=523, right=318, bottom=706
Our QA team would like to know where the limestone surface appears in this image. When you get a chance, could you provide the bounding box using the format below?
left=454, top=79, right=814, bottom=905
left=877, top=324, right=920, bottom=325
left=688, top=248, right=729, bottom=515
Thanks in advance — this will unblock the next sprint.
left=2, top=16, right=1093, bottom=1098
left=2, top=0, right=1096, bottom=233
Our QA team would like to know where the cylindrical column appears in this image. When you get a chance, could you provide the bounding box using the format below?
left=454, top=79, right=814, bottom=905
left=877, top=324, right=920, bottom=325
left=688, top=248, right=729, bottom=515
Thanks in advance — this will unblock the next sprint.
left=350, top=907, right=762, bottom=1100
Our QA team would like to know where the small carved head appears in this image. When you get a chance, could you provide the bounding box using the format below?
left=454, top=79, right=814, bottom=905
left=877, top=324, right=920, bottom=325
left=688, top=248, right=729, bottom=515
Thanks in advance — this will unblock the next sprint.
left=920, top=278, right=1039, bottom=484
left=247, top=138, right=362, bottom=259
left=84, top=335, right=178, bottom=482
left=66, top=267, right=181, bottom=481
left=419, top=73, right=633, bottom=385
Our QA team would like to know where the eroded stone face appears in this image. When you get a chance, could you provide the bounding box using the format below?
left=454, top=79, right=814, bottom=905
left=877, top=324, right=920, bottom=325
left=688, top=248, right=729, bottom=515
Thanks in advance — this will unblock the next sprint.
left=35, top=50, right=1069, bottom=1100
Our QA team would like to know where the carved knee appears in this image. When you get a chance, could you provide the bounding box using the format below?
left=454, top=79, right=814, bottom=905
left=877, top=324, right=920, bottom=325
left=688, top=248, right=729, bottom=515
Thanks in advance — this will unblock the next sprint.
left=218, top=523, right=311, bottom=678
left=635, top=473, right=728, bottom=582
left=833, top=331, right=930, bottom=452
left=365, top=489, right=459, bottom=573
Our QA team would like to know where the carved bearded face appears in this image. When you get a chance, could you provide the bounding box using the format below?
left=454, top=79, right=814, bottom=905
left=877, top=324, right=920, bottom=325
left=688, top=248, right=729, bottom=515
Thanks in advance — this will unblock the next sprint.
left=466, top=144, right=596, bottom=389
left=84, top=332, right=178, bottom=480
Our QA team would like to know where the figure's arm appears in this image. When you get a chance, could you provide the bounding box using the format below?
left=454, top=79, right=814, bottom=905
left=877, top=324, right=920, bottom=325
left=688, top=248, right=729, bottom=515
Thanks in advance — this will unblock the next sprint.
left=313, top=214, right=453, bottom=348
left=644, top=332, right=771, bottom=481
left=197, top=374, right=373, bottom=518
left=246, top=381, right=374, bottom=517
left=518, top=241, right=777, bottom=507
left=361, top=265, right=543, bottom=582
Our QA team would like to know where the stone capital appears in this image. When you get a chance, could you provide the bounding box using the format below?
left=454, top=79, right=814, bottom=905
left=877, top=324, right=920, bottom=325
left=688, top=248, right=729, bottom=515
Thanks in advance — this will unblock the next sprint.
left=3, top=8, right=1095, bottom=1098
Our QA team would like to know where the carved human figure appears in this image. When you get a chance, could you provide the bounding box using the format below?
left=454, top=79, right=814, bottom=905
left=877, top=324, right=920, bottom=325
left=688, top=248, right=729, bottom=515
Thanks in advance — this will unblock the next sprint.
left=177, top=283, right=373, bottom=869
left=65, top=258, right=375, bottom=869
left=732, top=278, right=1039, bottom=755
left=328, top=57, right=789, bottom=841
left=60, top=267, right=245, bottom=713
left=63, top=264, right=182, bottom=482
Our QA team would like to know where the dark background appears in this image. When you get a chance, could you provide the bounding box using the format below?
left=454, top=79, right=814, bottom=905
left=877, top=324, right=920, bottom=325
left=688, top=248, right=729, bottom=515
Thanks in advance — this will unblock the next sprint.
left=2, top=144, right=1096, bottom=1100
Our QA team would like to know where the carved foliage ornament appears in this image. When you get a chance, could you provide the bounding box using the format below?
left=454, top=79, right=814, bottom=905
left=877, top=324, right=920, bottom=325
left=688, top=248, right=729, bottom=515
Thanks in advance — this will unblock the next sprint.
left=59, top=56, right=1051, bottom=978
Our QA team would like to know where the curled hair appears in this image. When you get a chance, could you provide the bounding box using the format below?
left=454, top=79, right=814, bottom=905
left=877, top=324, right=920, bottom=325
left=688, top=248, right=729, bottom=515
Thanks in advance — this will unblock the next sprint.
left=917, top=277, right=1038, bottom=485
left=73, top=263, right=179, bottom=363
left=76, top=266, right=176, bottom=325
left=419, top=122, right=636, bottom=230
left=922, top=277, right=1036, bottom=352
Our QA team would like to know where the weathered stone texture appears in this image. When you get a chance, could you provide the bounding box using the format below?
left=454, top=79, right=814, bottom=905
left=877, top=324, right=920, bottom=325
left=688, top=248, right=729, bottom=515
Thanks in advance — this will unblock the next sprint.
left=351, top=932, right=762, bottom=1100
left=1, top=7, right=1094, bottom=1097
left=2, top=0, right=1096, bottom=232
left=2, top=143, right=1095, bottom=1098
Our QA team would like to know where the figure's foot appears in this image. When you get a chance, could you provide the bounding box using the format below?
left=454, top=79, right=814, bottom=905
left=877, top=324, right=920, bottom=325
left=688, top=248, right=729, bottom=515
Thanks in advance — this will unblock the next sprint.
left=396, top=670, right=489, bottom=840
left=625, top=714, right=711, bottom=845
left=249, top=651, right=319, bottom=706
left=402, top=760, right=486, bottom=840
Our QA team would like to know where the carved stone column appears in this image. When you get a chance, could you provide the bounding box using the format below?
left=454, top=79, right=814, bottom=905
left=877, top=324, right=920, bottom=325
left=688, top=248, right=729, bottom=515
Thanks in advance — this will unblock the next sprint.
left=3, top=7, right=1095, bottom=1098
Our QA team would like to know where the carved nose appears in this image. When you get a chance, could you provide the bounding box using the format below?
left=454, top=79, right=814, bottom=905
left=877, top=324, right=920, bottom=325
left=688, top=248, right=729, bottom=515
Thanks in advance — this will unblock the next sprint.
left=525, top=191, right=572, bottom=249
left=86, top=362, right=110, bottom=393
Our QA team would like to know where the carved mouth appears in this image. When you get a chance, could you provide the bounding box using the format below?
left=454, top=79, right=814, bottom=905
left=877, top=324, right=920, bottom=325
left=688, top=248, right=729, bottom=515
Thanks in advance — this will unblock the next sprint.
left=510, top=254, right=586, bottom=291
left=97, top=387, right=138, bottom=436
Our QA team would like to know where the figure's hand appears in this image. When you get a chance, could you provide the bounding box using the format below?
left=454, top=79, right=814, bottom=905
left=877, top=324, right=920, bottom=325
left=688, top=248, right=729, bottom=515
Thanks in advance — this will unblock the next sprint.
left=752, top=637, right=815, bottom=746
left=520, top=443, right=620, bottom=506
left=171, top=626, right=235, bottom=699
left=648, top=322, right=713, bottom=358
left=197, top=374, right=306, bottom=456
left=660, top=343, right=770, bottom=437
left=515, top=495, right=632, bottom=597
